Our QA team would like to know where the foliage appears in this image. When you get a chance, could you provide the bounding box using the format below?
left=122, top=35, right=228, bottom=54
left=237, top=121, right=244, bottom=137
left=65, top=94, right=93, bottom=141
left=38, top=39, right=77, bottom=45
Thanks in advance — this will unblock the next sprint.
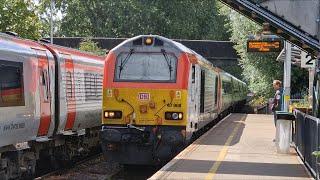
left=291, top=95, right=311, bottom=108
left=0, top=0, right=44, bottom=39
left=219, top=65, right=243, bottom=80
left=312, top=150, right=320, bottom=158
left=219, top=5, right=308, bottom=100
left=249, top=96, right=268, bottom=107
left=39, top=0, right=230, bottom=40
left=78, top=38, right=107, bottom=56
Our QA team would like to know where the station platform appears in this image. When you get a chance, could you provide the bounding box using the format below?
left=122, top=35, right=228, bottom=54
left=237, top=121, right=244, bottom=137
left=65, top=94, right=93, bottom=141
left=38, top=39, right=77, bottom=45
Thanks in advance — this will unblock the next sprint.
left=150, top=114, right=312, bottom=180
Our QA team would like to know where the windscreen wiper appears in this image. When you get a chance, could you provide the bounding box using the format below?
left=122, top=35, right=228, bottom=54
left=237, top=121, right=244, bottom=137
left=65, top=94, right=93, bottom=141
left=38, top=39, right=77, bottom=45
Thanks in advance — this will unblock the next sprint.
left=118, top=48, right=134, bottom=78
left=161, top=49, right=172, bottom=79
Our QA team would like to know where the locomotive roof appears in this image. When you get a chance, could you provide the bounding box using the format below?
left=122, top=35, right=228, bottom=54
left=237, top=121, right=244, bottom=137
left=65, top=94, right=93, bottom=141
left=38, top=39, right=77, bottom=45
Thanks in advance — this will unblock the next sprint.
left=0, top=32, right=105, bottom=59
left=112, top=35, right=193, bottom=54
left=111, top=35, right=247, bottom=85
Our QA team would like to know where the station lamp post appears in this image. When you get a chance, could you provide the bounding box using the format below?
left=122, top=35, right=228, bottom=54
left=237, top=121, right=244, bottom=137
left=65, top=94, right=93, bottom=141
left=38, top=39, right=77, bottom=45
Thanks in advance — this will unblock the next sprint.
left=50, top=0, right=54, bottom=44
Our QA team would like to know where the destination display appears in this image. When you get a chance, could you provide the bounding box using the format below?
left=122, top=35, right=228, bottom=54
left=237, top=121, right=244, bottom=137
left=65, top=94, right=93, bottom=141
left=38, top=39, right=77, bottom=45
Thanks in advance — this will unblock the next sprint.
left=247, top=40, right=282, bottom=52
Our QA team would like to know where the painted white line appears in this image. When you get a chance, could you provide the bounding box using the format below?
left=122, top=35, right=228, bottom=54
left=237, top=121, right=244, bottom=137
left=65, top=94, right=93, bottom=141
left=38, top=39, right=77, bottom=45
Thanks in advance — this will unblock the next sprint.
left=149, top=113, right=234, bottom=180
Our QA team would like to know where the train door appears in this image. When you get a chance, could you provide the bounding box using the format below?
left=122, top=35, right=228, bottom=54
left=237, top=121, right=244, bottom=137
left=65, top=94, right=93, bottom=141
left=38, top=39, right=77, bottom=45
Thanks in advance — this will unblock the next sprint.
left=200, top=70, right=205, bottom=114
left=191, top=65, right=196, bottom=101
left=189, top=65, right=198, bottom=132
left=214, top=76, right=219, bottom=110
left=64, top=55, right=76, bottom=131
left=35, top=49, right=51, bottom=136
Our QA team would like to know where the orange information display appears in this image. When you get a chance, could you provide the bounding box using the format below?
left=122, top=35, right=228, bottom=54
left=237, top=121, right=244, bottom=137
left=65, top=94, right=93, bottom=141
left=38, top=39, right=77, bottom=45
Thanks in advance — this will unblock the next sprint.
left=247, top=40, right=282, bottom=52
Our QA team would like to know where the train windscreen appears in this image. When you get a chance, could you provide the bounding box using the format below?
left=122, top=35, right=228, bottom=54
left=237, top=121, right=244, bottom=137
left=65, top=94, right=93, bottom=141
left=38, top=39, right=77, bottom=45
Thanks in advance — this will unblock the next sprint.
left=114, top=52, right=177, bottom=83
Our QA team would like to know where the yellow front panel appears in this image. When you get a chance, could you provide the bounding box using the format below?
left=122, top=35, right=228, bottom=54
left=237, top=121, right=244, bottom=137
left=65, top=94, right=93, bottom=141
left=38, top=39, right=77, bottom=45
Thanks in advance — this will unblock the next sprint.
left=102, top=88, right=187, bottom=126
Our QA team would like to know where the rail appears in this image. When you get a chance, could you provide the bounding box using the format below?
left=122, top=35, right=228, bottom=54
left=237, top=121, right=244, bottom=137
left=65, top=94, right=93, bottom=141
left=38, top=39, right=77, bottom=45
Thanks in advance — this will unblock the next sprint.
left=293, top=109, right=319, bottom=179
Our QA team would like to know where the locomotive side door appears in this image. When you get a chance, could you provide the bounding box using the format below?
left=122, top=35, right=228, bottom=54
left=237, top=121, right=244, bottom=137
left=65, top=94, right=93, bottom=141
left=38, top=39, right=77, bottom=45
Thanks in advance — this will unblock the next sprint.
left=35, top=49, right=51, bottom=136
left=191, top=65, right=196, bottom=101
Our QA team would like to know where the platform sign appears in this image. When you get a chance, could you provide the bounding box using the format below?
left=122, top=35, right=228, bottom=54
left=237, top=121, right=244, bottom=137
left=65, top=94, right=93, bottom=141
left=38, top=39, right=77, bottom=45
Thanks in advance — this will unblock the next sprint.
left=301, top=51, right=315, bottom=68
left=247, top=40, right=282, bottom=52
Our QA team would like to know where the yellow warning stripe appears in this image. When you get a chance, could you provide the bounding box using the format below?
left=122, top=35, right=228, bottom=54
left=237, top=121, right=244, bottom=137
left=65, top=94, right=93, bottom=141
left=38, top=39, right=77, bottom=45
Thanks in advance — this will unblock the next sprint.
left=204, top=115, right=246, bottom=180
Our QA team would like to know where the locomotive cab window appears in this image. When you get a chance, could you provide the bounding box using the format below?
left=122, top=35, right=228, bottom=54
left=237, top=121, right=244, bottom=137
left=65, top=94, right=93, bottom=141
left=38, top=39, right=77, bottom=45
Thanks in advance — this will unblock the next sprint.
left=114, top=52, right=178, bottom=82
left=0, top=60, right=25, bottom=107
left=191, top=65, right=195, bottom=83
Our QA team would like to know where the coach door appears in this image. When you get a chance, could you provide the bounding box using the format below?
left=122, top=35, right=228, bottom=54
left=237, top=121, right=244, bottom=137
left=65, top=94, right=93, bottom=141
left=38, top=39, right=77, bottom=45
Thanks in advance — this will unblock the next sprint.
left=35, top=49, right=51, bottom=136
left=64, top=55, right=76, bottom=130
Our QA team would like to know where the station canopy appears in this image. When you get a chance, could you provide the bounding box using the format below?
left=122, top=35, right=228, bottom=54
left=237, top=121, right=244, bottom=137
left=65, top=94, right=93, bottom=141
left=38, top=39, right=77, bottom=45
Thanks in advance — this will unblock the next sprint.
left=219, top=0, right=320, bottom=56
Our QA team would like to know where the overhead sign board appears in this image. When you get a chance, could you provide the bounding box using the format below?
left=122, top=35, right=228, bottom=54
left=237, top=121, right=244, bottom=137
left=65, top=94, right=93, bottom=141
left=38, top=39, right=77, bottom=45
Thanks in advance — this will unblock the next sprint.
left=247, top=40, right=282, bottom=52
left=301, top=51, right=315, bottom=68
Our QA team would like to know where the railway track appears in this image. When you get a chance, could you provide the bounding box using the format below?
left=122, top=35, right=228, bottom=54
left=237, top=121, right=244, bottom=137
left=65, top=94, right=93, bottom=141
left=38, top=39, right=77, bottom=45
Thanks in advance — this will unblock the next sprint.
left=35, top=153, right=121, bottom=180
left=35, top=111, right=238, bottom=180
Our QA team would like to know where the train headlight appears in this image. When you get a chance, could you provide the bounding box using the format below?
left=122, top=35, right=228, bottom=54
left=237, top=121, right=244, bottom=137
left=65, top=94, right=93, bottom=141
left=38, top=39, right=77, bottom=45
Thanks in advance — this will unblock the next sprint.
left=172, top=113, right=179, bottom=120
left=145, top=37, right=153, bottom=45
left=109, top=112, right=115, bottom=118
left=165, top=112, right=183, bottom=120
left=104, top=111, right=122, bottom=119
left=104, top=112, right=109, bottom=118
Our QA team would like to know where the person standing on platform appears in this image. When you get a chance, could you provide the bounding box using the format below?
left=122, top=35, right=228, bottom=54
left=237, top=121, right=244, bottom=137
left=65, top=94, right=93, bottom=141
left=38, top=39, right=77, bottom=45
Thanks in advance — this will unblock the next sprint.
left=271, top=80, right=283, bottom=127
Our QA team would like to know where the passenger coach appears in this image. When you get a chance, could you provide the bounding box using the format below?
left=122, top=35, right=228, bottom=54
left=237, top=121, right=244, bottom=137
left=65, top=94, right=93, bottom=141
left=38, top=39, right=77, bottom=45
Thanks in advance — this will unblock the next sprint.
left=0, top=32, right=104, bottom=179
left=100, top=35, right=247, bottom=164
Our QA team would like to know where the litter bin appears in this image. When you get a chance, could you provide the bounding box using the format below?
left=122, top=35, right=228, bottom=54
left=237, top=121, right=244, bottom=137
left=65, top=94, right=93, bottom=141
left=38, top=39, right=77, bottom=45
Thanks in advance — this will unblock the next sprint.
left=275, top=111, right=295, bottom=154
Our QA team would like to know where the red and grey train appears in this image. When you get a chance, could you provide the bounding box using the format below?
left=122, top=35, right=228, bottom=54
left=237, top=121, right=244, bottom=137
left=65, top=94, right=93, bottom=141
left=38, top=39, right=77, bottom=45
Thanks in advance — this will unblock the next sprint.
left=100, top=35, right=248, bottom=165
left=0, top=32, right=104, bottom=179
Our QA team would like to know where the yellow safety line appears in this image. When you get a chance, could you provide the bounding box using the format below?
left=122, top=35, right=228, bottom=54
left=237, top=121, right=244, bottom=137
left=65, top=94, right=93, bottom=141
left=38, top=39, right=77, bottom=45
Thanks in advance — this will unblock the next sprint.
left=204, top=115, right=246, bottom=180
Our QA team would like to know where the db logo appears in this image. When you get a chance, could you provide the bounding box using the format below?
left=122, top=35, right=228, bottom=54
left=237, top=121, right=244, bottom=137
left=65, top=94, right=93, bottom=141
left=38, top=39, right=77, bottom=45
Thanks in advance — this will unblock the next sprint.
left=138, top=92, right=150, bottom=101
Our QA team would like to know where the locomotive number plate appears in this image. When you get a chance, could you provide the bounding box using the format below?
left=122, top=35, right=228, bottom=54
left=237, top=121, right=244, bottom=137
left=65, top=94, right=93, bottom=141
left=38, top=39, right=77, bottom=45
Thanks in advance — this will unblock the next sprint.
left=138, top=92, right=150, bottom=101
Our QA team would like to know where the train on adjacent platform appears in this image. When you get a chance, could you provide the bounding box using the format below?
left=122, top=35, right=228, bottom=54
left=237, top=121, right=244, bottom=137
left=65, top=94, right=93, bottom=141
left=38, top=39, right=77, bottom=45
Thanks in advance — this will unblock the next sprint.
left=100, top=35, right=248, bottom=165
left=0, top=32, right=105, bottom=179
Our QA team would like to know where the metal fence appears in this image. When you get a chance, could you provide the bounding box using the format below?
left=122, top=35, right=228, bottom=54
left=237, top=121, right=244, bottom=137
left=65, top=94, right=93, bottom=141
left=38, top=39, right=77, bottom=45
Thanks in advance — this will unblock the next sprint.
left=293, top=109, right=319, bottom=179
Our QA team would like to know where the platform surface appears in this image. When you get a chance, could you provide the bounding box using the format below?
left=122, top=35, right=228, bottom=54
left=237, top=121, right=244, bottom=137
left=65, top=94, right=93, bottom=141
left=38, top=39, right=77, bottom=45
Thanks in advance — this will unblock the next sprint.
left=150, top=114, right=312, bottom=180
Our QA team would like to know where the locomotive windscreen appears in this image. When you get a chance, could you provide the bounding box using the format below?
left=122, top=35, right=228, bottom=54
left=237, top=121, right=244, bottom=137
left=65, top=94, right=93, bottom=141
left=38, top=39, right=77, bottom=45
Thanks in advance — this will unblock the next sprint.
left=114, top=52, right=177, bottom=82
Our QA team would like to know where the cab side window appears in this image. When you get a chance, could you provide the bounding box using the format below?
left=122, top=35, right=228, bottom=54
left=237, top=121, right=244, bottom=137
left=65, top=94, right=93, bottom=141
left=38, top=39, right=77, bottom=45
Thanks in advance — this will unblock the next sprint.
left=0, top=60, right=25, bottom=107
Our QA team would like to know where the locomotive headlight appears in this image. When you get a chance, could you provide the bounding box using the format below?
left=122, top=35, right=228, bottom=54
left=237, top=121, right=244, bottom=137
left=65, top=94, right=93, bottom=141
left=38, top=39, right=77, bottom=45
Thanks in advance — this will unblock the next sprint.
left=109, top=112, right=115, bottom=118
left=104, top=112, right=109, bottom=118
left=104, top=111, right=122, bottom=119
left=172, top=113, right=179, bottom=120
left=165, top=112, right=183, bottom=120
left=145, top=37, right=153, bottom=45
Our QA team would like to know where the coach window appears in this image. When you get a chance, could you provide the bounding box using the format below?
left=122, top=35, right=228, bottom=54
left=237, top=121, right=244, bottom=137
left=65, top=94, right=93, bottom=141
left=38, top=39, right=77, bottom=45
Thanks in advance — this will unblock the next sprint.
left=94, top=74, right=98, bottom=97
left=0, top=60, right=25, bottom=107
left=42, top=69, right=49, bottom=101
left=66, top=71, right=73, bottom=99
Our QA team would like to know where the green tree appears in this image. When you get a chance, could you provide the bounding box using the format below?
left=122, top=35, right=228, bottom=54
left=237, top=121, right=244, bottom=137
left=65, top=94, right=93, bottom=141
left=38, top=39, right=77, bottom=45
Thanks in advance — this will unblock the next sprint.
left=78, top=38, right=107, bottom=56
left=0, top=0, right=44, bottom=39
left=220, top=5, right=308, bottom=100
left=41, top=0, right=230, bottom=40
